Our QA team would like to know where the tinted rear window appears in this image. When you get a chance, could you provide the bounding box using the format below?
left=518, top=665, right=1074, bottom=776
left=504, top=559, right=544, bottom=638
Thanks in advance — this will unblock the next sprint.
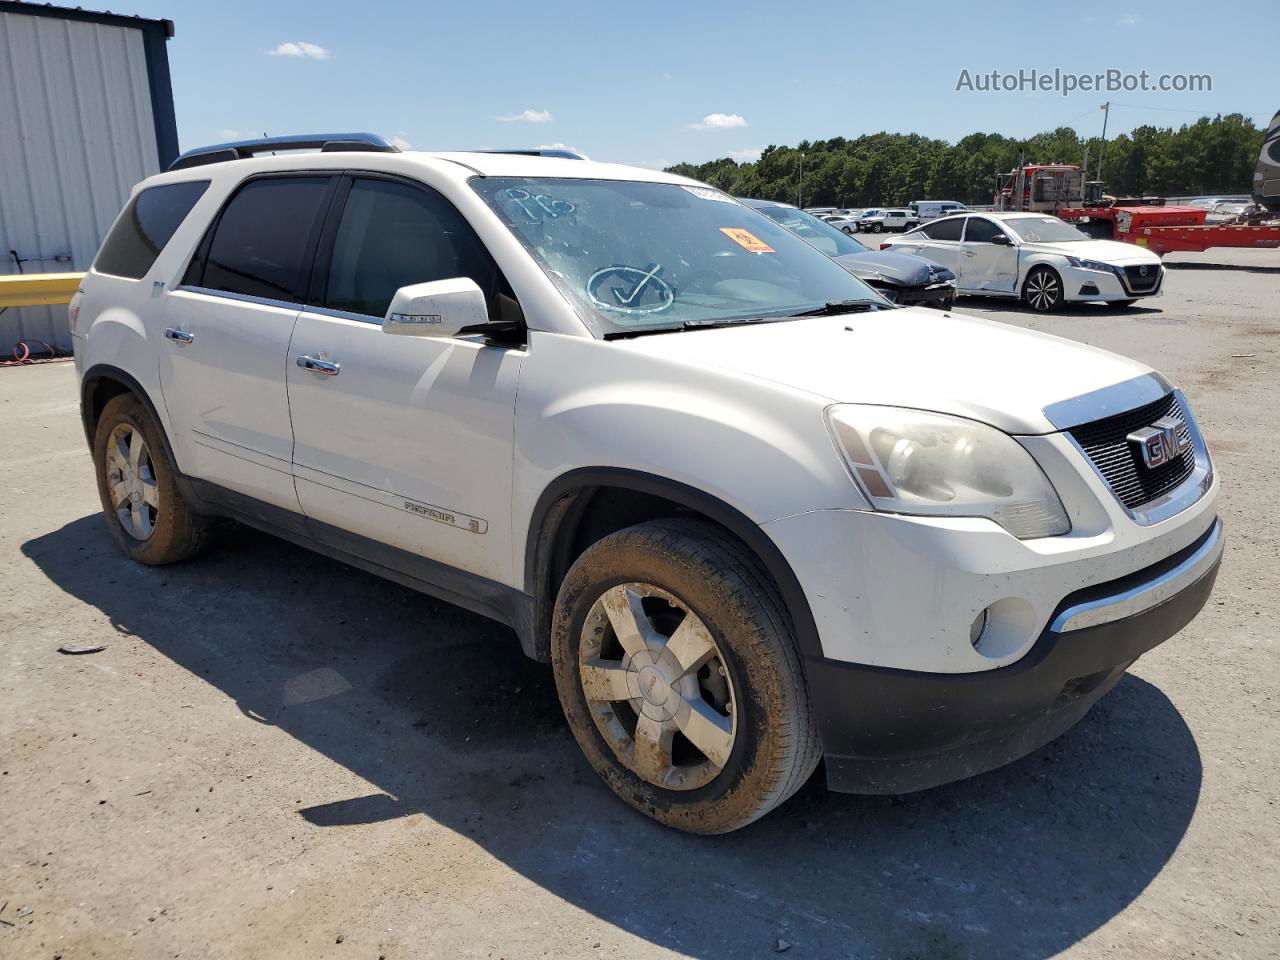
left=194, top=177, right=331, bottom=302
left=94, top=181, right=209, bottom=279
left=925, top=217, right=964, bottom=241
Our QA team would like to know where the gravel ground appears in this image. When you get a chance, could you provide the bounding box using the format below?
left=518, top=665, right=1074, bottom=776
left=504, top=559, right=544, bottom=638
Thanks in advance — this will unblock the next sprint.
left=1, top=247, right=1277, bottom=959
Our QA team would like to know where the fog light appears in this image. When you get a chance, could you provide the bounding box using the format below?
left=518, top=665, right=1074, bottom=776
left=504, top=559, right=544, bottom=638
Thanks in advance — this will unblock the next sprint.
left=969, top=608, right=989, bottom=648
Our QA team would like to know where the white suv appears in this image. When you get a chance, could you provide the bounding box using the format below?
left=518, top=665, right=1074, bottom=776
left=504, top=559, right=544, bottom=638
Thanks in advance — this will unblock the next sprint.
left=858, top=208, right=916, bottom=232
left=72, top=133, right=1224, bottom=834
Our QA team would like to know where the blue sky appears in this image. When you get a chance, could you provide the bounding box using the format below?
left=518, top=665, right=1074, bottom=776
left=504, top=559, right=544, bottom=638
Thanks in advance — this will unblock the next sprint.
left=131, top=0, right=1275, bottom=169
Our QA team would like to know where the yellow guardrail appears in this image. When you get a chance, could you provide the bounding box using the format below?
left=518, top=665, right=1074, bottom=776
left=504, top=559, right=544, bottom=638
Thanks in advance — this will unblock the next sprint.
left=0, top=272, right=84, bottom=308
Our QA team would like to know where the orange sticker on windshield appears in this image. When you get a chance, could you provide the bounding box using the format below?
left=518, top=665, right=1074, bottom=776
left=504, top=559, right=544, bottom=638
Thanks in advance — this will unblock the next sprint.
left=720, top=227, right=774, bottom=253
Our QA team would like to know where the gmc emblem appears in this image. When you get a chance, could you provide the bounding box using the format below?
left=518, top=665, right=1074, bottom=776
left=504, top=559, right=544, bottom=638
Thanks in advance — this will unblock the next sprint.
left=1128, top=416, right=1191, bottom=469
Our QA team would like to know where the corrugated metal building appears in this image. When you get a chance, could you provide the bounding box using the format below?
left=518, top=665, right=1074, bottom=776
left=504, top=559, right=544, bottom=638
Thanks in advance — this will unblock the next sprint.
left=0, top=1, right=177, bottom=352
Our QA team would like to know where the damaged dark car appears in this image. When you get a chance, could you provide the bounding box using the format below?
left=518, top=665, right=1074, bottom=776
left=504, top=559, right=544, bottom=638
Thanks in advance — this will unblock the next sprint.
left=744, top=199, right=957, bottom=309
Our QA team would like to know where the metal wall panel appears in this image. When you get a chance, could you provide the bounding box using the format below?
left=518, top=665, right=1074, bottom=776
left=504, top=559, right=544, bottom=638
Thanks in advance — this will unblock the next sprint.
left=0, top=11, right=159, bottom=352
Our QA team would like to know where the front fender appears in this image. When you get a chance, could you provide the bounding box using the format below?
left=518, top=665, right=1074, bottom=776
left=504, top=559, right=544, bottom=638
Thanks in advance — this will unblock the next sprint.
left=511, top=331, right=868, bottom=596
left=513, top=331, right=866, bottom=530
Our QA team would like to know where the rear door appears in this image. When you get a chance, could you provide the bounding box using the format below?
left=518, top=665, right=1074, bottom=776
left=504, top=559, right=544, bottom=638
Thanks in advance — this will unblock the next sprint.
left=894, top=216, right=963, bottom=272
left=160, top=175, right=336, bottom=511
left=286, top=174, right=526, bottom=584
left=958, top=216, right=1019, bottom=293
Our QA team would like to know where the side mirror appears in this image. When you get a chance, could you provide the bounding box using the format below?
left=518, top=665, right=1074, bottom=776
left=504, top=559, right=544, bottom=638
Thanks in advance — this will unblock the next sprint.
left=990, top=234, right=1012, bottom=246
left=382, top=277, right=489, bottom=338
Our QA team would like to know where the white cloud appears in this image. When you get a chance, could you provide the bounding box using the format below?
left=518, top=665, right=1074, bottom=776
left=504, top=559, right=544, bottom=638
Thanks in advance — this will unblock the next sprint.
left=496, top=109, right=552, bottom=124
left=218, top=129, right=244, bottom=140
left=267, top=41, right=331, bottom=60
left=690, top=113, right=748, bottom=130
left=729, top=147, right=763, bottom=163
left=536, top=142, right=585, bottom=157
left=1119, top=13, right=1141, bottom=25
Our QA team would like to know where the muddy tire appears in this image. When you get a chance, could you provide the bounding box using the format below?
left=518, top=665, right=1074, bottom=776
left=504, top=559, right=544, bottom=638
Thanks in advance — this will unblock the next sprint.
left=92, top=393, right=213, bottom=565
left=551, top=518, right=821, bottom=833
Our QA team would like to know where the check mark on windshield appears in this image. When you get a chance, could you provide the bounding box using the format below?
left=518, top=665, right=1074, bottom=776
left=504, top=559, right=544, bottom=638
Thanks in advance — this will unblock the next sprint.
left=617, top=263, right=662, bottom=305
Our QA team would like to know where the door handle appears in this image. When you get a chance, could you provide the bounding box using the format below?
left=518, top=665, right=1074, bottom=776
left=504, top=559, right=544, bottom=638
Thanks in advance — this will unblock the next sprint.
left=962, top=250, right=977, bottom=258
left=297, top=355, right=340, bottom=376
left=164, top=327, right=194, bottom=344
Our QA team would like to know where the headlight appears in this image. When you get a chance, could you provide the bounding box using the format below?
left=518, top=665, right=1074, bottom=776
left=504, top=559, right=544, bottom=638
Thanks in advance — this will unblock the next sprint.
left=1066, top=256, right=1115, bottom=273
left=826, top=405, right=1070, bottom=539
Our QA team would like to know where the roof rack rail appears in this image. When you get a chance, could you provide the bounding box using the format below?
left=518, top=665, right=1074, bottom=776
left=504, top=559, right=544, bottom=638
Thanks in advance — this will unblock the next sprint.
left=167, top=133, right=400, bottom=172
left=470, top=148, right=587, bottom=160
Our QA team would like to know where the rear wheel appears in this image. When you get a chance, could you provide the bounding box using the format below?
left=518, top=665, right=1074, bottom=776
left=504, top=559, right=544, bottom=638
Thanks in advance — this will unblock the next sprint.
left=92, top=393, right=213, bottom=565
left=551, top=519, right=820, bottom=833
left=1022, top=266, right=1064, bottom=312
left=842, top=226, right=855, bottom=234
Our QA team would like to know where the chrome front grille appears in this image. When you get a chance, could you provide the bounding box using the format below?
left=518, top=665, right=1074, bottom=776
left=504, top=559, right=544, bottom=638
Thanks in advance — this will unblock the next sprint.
left=1121, top=264, right=1162, bottom=293
left=1068, top=392, right=1195, bottom=509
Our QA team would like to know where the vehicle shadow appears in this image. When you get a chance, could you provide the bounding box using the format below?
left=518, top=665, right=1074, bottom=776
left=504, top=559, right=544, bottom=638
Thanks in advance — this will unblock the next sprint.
left=1164, top=261, right=1280, bottom=274
left=956, top=295, right=1163, bottom=317
left=22, top=515, right=1203, bottom=959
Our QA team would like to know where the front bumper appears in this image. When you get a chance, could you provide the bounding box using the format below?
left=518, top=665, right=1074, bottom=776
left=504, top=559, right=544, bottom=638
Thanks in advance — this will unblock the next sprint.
left=1062, top=263, right=1164, bottom=301
left=889, top=281, right=956, bottom=309
left=812, top=517, right=1223, bottom=794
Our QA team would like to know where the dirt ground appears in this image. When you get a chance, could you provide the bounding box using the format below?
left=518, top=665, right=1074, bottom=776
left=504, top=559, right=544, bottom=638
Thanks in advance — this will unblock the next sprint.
left=1, top=247, right=1277, bottom=959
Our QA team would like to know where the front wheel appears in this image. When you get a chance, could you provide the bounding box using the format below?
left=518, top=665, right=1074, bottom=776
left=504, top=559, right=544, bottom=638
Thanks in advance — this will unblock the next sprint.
left=872, top=223, right=883, bottom=233
left=551, top=519, right=820, bottom=833
left=1022, top=266, right=1064, bottom=312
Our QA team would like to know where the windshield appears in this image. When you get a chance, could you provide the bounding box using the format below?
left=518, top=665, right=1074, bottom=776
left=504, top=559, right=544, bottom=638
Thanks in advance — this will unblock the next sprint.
left=1004, top=216, right=1089, bottom=243
left=473, top=178, right=879, bottom=335
left=752, top=204, right=870, bottom=258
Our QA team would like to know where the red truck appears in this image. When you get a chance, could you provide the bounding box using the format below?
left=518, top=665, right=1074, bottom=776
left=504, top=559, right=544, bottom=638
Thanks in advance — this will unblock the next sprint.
left=993, top=162, right=1280, bottom=256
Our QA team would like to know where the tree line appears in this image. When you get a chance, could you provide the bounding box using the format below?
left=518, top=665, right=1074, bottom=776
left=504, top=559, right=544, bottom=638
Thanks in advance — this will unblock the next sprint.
left=664, top=114, right=1264, bottom=207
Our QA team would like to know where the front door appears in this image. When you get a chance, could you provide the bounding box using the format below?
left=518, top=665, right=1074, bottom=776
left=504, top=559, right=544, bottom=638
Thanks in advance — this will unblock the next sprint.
left=958, top=217, right=1019, bottom=293
left=159, top=174, right=335, bottom=511
left=286, top=175, right=526, bottom=585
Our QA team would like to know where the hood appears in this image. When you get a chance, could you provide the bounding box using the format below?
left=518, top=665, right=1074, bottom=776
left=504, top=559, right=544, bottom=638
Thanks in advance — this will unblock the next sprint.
left=1021, top=238, right=1161, bottom=265
left=836, top=250, right=953, bottom=286
left=616, top=309, right=1153, bottom=434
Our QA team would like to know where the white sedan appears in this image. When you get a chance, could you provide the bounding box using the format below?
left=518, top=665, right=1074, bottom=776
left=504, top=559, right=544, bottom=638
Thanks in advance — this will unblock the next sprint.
left=882, top=211, right=1164, bottom=311
left=820, top=214, right=860, bottom=234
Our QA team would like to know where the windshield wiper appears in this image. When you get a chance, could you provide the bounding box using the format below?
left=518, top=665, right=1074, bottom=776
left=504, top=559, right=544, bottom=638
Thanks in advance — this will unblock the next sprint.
left=789, top=299, right=887, bottom=317
left=602, top=316, right=792, bottom=340
left=602, top=301, right=886, bottom=340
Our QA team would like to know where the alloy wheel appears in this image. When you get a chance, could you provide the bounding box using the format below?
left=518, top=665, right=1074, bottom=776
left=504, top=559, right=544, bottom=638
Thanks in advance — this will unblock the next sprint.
left=578, top=582, right=737, bottom=791
left=1025, top=269, right=1061, bottom=311
left=105, top=423, right=159, bottom=540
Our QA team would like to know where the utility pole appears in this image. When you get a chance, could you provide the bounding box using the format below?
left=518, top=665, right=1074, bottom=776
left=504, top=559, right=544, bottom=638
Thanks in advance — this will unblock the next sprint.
left=1097, top=102, right=1110, bottom=183
left=1013, top=149, right=1024, bottom=212
left=797, top=152, right=804, bottom=208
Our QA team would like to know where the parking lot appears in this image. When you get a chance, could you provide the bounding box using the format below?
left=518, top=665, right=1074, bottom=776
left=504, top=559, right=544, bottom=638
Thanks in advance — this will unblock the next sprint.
left=1, top=247, right=1277, bottom=959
